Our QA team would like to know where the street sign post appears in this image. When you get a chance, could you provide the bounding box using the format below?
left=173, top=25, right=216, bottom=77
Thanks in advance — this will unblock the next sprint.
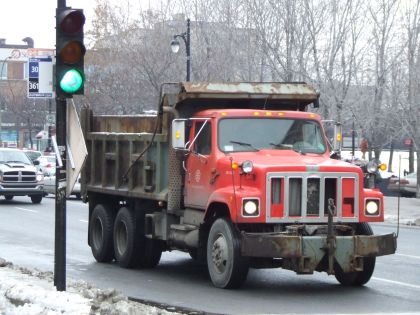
left=28, top=57, right=54, bottom=99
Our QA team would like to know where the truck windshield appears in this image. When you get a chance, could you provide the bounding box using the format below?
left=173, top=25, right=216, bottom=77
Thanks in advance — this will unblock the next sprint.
left=218, top=118, right=326, bottom=154
left=0, top=150, right=32, bottom=164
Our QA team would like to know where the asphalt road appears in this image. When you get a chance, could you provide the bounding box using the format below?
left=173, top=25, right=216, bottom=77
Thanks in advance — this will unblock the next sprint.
left=1, top=196, right=420, bottom=314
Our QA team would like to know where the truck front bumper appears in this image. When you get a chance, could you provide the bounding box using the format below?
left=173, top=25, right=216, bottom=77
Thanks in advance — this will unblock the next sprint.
left=0, top=185, right=44, bottom=196
left=241, top=232, right=397, bottom=273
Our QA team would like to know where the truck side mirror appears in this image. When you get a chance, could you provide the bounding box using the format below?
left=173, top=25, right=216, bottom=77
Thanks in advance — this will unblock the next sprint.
left=322, top=120, right=342, bottom=159
left=172, top=119, right=187, bottom=150
left=333, top=122, right=342, bottom=153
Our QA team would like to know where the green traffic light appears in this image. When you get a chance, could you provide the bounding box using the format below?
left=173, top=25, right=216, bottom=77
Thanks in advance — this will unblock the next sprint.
left=59, top=69, right=84, bottom=93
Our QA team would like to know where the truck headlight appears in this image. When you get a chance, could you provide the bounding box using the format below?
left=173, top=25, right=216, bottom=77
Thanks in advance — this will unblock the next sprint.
left=241, top=160, right=253, bottom=174
left=36, top=174, right=44, bottom=182
left=365, top=199, right=379, bottom=216
left=242, top=198, right=259, bottom=217
left=367, top=161, right=378, bottom=174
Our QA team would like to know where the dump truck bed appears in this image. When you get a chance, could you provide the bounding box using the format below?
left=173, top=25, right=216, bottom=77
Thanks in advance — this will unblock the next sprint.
left=80, top=109, right=171, bottom=201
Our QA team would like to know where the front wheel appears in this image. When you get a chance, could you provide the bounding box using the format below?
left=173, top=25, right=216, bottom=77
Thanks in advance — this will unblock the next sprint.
left=30, top=195, right=42, bottom=204
left=334, top=223, right=376, bottom=286
left=207, top=218, right=249, bottom=289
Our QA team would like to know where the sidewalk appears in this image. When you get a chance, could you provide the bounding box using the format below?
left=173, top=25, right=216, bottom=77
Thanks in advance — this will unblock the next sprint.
left=384, top=196, right=420, bottom=226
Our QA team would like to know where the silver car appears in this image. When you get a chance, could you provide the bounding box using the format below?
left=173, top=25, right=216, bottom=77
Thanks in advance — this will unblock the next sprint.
left=36, top=155, right=56, bottom=175
left=44, top=170, right=81, bottom=199
left=404, top=172, right=418, bottom=196
left=0, top=148, right=44, bottom=203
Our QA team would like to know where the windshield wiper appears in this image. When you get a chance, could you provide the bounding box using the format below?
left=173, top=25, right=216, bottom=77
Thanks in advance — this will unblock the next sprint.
left=269, top=142, right=292, bottom=150
left=229, top=140, right=259, bottom=151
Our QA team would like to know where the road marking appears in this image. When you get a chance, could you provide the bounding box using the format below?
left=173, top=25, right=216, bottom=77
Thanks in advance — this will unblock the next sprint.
left=79, top=219, right=88, bottom=223
left=14, top=207, right=38, bottom=213
left=396, top=253, right=420, bottom=260
left=372, top=277, right=420, bottom=290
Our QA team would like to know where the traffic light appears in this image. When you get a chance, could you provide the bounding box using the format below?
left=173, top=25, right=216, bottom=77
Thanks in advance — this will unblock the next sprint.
left=55, top=7, right=86, bottom=98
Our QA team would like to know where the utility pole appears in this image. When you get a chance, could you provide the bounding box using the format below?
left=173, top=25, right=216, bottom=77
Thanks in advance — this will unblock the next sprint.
left=351, top=119, right=355, bottom=157
left=48, top=99, right=52, bottom=151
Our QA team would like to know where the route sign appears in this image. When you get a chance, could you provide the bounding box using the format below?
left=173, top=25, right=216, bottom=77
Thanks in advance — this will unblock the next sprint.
left=28, top=57, right=54, bottom=98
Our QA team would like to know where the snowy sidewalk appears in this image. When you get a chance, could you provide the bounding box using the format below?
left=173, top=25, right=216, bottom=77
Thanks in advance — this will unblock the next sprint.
left=0, top=258, right=181, bottom=315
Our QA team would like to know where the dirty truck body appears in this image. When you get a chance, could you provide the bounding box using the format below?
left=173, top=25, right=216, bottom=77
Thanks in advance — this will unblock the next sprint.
left=81, top=82, right=396, bottom=289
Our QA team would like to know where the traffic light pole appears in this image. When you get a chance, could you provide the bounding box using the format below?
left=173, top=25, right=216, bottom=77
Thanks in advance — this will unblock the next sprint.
left=54, top=0, right=67, bottom=292
left=54, top=98, right=67, bottom=291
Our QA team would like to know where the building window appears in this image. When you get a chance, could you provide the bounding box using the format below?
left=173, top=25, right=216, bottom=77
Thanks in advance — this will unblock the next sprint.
left=0, top=63, right=7, bottom=79
left=8, top=62, right=25, bottom=80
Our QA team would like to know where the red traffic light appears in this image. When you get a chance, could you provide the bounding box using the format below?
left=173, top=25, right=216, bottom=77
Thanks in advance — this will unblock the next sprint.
left=58, top=9, right=85, bottom=34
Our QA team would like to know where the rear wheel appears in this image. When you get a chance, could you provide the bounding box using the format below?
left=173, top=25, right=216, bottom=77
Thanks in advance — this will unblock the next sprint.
left=89, top=204, right=115, bottom=262
left=30, top=195, right=42, bottom=204
left=334, top=223, right=376, bottom=286
left=4, top=195, right=13, bottom=201
left=113, top=207, right=162, bottom=269
left=207, top=218, right=249, bottom=289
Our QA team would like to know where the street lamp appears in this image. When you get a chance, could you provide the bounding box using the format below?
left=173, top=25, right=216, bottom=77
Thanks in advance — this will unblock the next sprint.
left=170, top=18, right=191, bottom=81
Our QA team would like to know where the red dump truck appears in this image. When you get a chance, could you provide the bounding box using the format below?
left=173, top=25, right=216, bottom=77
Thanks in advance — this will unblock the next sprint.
left=81, top=82, right=396, bottom=289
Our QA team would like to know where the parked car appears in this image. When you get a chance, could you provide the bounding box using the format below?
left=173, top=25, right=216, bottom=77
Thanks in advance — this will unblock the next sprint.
left=23, top=150, right=42, bottom=163
left=404, top=172, right=417, bottom=196
left=36, top=155, right=56, bottom=175
left=387, top=172, right=417, bottom=197
left=0, top=148, right=44, bottom=203
left=44, top=170, right=81, bottom=199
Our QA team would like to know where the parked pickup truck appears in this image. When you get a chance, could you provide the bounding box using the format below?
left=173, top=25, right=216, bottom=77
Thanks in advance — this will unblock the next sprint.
left=0, top=148, right=44, bottom=203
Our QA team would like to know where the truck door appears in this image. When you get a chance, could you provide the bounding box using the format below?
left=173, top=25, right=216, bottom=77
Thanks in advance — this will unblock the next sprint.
left=184, top=120, right=214, bottom=209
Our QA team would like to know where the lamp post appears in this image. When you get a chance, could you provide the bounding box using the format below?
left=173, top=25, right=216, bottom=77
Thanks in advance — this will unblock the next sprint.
left=170, top=18, right=191, bottom=81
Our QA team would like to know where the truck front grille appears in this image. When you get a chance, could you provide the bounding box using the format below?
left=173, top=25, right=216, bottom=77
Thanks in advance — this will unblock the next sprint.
left=3, top=171, right=37, bottom=183
left=266, top=172, right=359, bottom=223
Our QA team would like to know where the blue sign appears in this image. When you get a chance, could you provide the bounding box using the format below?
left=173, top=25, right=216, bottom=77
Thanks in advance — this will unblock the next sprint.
left=29, top=59, right=40, bottom=77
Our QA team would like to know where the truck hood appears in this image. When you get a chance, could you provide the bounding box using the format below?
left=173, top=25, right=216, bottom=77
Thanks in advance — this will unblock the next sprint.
left=0, top=162, right=37, bottom=172
left=223, top=150, right=361, bottom=173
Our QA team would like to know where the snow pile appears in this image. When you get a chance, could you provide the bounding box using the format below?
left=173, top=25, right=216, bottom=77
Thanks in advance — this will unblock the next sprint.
left=0, top=258, right=181, bottom=315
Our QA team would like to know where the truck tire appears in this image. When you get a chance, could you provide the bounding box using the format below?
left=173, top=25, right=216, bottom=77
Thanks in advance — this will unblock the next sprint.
left=5, top=195, right=13, bottom=201
left=113, top=207, right=162, bottom=269
left=114, top=207, right=137, bottom=268
left=31, top=195, right=42, bottom=204
left=89, top=204, right=115, bottom=263
left=207, top=218, right=249, bottom=289
left=334, top=223, right=376, bottom=286
left=139, top=238, right=162, bottom=268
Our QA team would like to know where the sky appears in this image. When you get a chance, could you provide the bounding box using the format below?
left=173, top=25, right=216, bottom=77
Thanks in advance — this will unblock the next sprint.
left=0, top=1, right=97, bottom=49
